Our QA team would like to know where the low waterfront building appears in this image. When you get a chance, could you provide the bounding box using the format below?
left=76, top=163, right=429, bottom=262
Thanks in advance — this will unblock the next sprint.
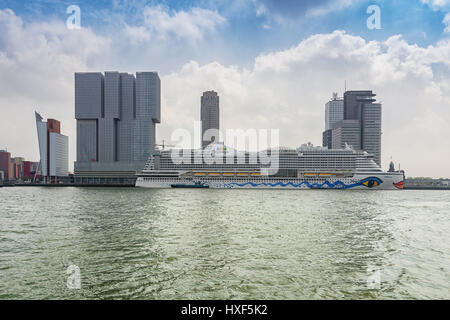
left=8, top=158, right=14, bottom=181
left=12, top=157, right=24, bottom=180
left=22, top=161, right=39, bottom=180
left=0, top=150, right=11, bottom=181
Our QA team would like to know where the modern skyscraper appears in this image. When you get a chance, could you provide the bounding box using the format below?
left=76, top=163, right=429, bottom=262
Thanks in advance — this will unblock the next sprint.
left=330, top=90, right=382, bottom=165
left=322, top=93, right=344, bottom=149
left=35, top=112, right=69, bottom=177
left=74, top=71, right=160, bottom=175
left=325, top=93, right=344, bottom=131
left=201, top=90, right=220, bottom=149
left=343, top=90, right=376, bottom=120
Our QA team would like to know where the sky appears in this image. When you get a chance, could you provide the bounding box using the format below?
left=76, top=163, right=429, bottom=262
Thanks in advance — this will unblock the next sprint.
left=0, top=0, right=450, bottom=177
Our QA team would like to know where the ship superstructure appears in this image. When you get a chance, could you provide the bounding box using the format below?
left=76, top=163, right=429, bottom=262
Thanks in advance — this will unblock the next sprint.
left=136, top=144, right=404, bottom=190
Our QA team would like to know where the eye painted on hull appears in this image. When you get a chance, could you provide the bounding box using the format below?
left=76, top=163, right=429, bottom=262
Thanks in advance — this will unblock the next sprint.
left=359, top=177, right=383, bottom=188
left=393, top=181, right=404, bottom=189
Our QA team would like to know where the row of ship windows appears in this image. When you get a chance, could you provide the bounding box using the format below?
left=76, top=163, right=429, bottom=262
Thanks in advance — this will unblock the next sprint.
left=159, top=159, right=356, bottom=163
left=159, top=157, right=357, bottom=160
left=158, top=164, right=356, bottom=168
left=157, top=167, right=357, bottom=171
left=159, top=155, right=356, bottom=159
left=158, top=166, right=357, bottom=169
left=158, top=159, right=361, bottom=163
left=159, top=153, right=356, bottom=156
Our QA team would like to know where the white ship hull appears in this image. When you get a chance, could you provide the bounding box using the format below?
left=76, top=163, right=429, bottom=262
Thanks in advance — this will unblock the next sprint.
left=136, top=172, right=404, bottom=190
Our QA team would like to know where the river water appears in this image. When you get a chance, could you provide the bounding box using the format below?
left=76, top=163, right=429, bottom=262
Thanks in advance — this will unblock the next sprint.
left=0, top=187, right=449, bottom=299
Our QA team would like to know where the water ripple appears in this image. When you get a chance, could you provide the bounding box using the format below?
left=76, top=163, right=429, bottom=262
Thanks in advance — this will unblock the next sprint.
left=0, top=187, right=449, bottom=299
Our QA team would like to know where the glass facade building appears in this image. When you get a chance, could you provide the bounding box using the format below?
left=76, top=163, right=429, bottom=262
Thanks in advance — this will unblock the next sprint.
left=329, top=91, right=382, bottom=166
left=325, top=96, right=344, bottom=131
left=201, top=91, right=220, bottom=149
left=35, top=112, right=69, bottom=177
left=323, top=94, right=344, bottom=149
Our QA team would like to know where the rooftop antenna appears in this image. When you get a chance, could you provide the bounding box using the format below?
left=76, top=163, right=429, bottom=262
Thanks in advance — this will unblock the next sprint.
left=344, top=80, right=347, bottom=92
left=156, top=139, right=174, bottom=150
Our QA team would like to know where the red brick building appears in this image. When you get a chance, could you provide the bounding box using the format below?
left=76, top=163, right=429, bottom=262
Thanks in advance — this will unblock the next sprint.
left=0, top=150, right=11, bottom=181
left=23, top=161, right=32, bottom=179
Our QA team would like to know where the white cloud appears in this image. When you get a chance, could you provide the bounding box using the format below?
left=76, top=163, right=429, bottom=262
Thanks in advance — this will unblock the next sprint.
left=253, top=0, right=362, bottom=22
left=306, top=0, right=361, bottom=17
left=421, top=0, right=450, bottom=9
left=0, top=9, right=110, bottom=170
left=124, top=5, right=226, bottom=44
left=116, top=5, right=228, bottom=73
left=255, top=2, right=267, bottom=17
left=444, top=13, right=450, bottom=33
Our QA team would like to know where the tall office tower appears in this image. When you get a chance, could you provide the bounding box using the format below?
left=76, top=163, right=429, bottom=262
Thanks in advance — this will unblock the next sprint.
left=343, top=90, right=376, bottom=120
left=322, top=93, right=344, bottom=148
left=325, top=93, right=344, bottom=131
left=74, top=71, right=160, bottom=175
left=331, top=90, right=382, bottom=165
left=201, top=90, right=220, bottom=149
left=35, top=112, right=69, bottom=177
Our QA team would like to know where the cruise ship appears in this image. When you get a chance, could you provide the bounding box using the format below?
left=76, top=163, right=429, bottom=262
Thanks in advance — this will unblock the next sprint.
left=136, top=143, right=404, bottom=190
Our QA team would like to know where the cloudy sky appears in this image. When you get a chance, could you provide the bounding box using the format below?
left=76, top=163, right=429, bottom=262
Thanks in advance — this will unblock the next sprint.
left=0, top=0, right=450, bottom=177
